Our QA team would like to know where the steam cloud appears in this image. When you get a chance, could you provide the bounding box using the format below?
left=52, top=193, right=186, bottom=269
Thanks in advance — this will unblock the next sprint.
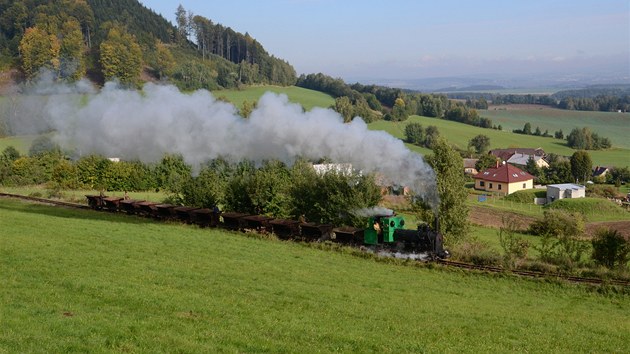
left=6, top=81, right=438, bottom=207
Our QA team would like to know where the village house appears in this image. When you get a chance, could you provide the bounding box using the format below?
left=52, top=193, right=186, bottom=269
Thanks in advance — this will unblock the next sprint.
left=463, top=158, right=479, bottom=175
left=592, top=166, right=610, bottom=180
left=489, top=147, right=546, bottom=162
left=473, top=162, right=534, bottom=196
left=506, top=153, right=549, bottom=168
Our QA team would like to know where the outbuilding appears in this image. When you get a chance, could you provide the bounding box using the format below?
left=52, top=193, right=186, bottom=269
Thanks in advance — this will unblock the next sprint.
left=546, top=183, right=586, bottom=203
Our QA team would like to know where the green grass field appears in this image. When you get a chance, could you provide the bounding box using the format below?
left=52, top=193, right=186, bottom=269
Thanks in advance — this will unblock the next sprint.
left=369, top=115, right=630, bottom=167
left=1, top=198, right=629, bottom=352
left=215, top=85, right=334, bottom=111
left=0, top=135, right=36, bottom=155
left=482, top=105, right=630, bottom=149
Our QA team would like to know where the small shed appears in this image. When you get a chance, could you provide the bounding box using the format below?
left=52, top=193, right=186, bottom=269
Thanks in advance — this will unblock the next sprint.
left=546, top=183, right=586, bottom=203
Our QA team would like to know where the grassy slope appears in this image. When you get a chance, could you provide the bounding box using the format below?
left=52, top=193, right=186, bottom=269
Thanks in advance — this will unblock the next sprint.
left=0, top=135, right=36, bottom=155
left=215, top=85, right=335, bottom=111
left=1, top=198, right=629, bottom=353
left=481, top=106, right=630, bottom=149
left=369, top=115, right=630, bottom=167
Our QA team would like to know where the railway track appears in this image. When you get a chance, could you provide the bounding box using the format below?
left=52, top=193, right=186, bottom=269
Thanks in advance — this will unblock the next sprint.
left=2, top=192, right=629, bottom=288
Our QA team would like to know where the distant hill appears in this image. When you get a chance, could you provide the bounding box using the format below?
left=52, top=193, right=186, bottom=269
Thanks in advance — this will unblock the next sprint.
left=0, top=0, right=296, bottom=89
left=435, top=85, right=506, bottom=92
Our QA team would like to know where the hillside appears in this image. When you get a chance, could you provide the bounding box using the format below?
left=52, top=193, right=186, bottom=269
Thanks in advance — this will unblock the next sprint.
left=369, top=115, right=630, bottom=167
left=0, top=0, right=296, bottom=89
left=2, top=197, right=629, bottom=352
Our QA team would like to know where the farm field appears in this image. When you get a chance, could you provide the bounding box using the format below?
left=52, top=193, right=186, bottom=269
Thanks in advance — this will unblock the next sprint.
left=1, top=197, right=629, bottom=353
left=369, top=115, right=630, bottom=167
left=215, top=85, right=334, bottom=111
left=481, top=105, right=630, bottom=149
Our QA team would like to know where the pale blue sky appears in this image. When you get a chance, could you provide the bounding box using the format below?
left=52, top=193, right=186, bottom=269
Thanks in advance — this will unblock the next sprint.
left=140, top=0, right=630, bottom=81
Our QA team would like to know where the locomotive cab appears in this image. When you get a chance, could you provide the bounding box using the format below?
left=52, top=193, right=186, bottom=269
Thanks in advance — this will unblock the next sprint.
left=364, top=215, right=405, bottom=245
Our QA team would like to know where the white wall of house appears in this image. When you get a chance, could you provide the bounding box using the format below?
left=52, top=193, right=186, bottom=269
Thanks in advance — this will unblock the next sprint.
left=546, top=184, right=586, bottom=203
left=474, top=179, right=533, bottom=195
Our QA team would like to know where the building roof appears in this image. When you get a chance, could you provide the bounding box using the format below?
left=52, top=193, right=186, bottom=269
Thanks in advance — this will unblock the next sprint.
left=506, top=153, right=545, bottom=166
left=312, top=163, right=353, bottom=176
left=593, top=166, right=610, bottom=177
left=473, top=163, right=534, bottom=183
left=547, top=183, right=585, bottom=190
left=490, top=148, right=545, bottom=162
left=463, top=158, right=478, bottom=169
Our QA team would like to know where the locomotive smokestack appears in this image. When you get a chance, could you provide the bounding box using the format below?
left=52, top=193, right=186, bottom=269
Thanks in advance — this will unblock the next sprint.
left=434, top=214, right=440, bottom=233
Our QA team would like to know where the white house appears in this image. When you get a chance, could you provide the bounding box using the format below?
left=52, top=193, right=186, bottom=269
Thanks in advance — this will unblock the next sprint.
left=546, top=183, right=586, bottom=203
left=506, top=153, right=549, bottom=168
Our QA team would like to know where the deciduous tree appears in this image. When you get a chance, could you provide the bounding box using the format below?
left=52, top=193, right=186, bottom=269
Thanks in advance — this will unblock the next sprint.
left=19, top=27, right=61, bottom=78
left=570, top=150, right=592, bottom=183
left=99, top=25, right=142, bottom=86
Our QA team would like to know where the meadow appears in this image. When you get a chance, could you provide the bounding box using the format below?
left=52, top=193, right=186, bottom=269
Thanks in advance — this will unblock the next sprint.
left=369, top=115, right=630, bottom=167
left=1, top=197, right=629, bottom=353
left=215, top=85, right=334, bottom=111
left=481, top=105, right=630, bottom=149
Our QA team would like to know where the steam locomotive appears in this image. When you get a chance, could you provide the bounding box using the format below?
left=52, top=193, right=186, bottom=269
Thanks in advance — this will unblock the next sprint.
left=85, top=195, right=448, bottom=259
left=366, top=215, right=449, bottom=259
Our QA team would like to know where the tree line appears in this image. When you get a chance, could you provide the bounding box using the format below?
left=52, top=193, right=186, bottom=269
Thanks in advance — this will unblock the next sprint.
left=0, top=141, right=380, bottom=227
left=447, top=89, right=630, bottom=113
left=0, top=0, right=297, bottom=89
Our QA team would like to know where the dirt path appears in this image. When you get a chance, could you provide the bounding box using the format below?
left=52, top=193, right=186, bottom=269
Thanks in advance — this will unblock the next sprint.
left=470, top=205, right=630, bottom=239
left=469, top=206, right=537, bottom=231
left=585, top=221, right=630, bottom=239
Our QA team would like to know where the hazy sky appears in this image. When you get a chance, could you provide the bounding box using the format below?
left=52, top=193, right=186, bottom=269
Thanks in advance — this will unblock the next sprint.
left=140, top=0, right=629, bottom=81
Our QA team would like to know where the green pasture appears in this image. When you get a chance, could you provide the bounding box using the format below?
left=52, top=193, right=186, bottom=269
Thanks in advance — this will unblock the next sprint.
left=481, top=106, right=630, bottom=149
left=214, top=85, right=334, bottom=111
left=369, top=115, right=630, bottom=167
left=0, top=135, right=36, bottom=155
left=1, top=198, right=629, bottom=353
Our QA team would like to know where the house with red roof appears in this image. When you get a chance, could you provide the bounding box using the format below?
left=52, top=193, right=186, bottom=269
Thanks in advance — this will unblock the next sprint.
left=473, top=162, right=534, bottom=195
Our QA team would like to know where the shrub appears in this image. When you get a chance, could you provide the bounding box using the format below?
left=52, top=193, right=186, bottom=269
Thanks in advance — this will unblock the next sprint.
left=591, top=228, right=630, bottom=270
left=530, top=210, right=589, bottom=269
left=451, top=239, right=502, bottom=266
left=503, top=189, right=547, bottom=204
left=498, top=216, right=530, bottom=268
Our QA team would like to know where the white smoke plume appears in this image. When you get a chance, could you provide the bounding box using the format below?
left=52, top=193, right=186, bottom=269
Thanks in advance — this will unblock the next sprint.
left=9, top=81, right=439, bottom=207
left=352, top=207, right=395, bottom=217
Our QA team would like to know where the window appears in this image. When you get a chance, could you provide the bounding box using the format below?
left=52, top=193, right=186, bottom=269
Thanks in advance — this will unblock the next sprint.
left=480, top=181, right=485, bottom=187
left=523, top=183, right=526, bottom=188
left=498, top=184, right=502, bottom=190
left=489, top=183, right=493, bottom=189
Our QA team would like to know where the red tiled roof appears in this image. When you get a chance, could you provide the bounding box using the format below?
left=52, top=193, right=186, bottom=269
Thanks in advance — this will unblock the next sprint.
left=473, top=163, right=534, bottom=183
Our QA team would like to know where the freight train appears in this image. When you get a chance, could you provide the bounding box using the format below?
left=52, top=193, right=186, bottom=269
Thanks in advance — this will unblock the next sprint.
left=85, top=194, right=449, bottom=259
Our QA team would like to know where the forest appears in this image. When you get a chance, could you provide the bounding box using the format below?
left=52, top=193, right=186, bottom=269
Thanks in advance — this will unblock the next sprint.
left=448, top=87, right=630, bottom=113
left=0, top=0, right=296, bottom=89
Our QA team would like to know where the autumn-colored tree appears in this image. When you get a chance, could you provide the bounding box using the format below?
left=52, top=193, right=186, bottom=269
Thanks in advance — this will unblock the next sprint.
left=19, top=27, right=61, bottom=78
left=60, top=18, right=86, bottom=80
left=99, top=25, right=142, bottom=85
left=152, top=40, right=175, bottom=79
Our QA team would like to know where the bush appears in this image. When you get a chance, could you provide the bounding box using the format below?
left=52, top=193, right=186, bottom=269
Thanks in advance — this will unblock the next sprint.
left=591, top=228, right=630, bottom=270
left=498, top=216, right=530, bottom=268
left=530, top=210, right=589, bottom=269
left=451, top=239, right=502, bottom=266
left=503, top=189, right=547, bottom=204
